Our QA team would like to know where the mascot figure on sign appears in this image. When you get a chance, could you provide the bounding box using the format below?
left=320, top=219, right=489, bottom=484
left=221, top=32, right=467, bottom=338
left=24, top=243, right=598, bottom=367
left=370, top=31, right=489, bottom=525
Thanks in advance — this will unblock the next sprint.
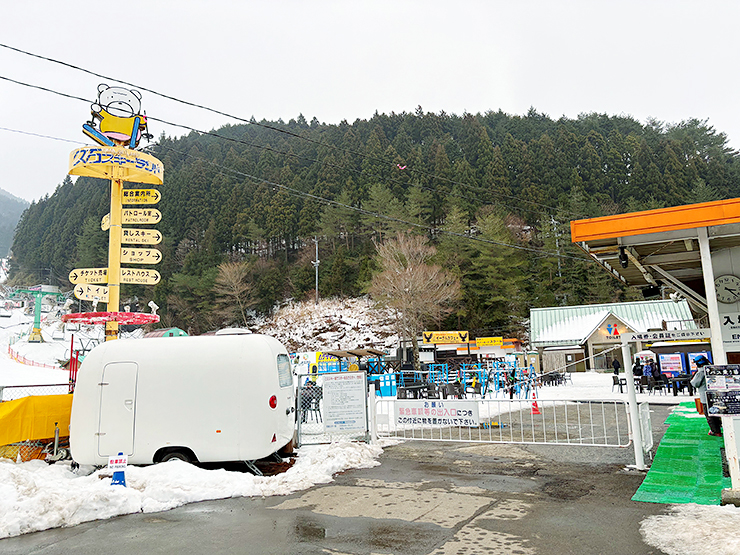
left=83, top=84, right=152, bottom=149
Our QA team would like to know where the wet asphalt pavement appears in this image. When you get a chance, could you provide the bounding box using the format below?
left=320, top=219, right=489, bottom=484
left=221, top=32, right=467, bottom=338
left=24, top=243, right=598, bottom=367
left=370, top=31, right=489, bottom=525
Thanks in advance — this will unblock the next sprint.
left=0, top=405, right=676, bottom=555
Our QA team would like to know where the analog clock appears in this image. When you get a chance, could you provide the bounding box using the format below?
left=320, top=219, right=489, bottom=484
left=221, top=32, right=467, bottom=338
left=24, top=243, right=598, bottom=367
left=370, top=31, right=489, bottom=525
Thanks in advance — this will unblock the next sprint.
left=715, top=274, right=740, bottom=304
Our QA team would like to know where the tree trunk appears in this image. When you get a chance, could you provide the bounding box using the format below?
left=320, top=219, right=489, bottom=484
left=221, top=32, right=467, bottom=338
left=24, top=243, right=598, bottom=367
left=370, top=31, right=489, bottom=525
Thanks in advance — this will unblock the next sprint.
left=412, top=333, right=421, bottom=373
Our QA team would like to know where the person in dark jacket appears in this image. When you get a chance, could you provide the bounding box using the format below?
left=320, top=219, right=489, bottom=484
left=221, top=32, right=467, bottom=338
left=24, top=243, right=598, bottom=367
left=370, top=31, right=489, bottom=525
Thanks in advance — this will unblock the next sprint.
left=691, top=355, right=722, bottom=436
left=612, top=358, right=621, bottom=375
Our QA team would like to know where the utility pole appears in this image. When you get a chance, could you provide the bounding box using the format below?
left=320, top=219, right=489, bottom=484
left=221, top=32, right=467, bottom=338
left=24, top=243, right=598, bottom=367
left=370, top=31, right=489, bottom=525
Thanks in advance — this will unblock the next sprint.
left=312, top=236, right=320, bottom=305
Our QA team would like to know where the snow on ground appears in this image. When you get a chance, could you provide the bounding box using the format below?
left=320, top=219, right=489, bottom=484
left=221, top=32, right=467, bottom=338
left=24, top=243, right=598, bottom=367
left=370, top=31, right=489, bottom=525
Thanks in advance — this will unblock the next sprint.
left=2, top=302, right=736, bottom=550
left=535, top=371, right=683, bottom=405
left=252, top=296, right=399, bottom=352
left=0, top=440, right=387, bottom=539
left=641, top=504, right=740, bottom=555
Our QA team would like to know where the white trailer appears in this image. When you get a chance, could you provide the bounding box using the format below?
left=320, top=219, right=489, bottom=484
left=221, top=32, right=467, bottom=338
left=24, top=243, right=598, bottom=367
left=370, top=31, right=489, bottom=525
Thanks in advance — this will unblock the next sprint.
left=69, top=333, right=295, bottom=466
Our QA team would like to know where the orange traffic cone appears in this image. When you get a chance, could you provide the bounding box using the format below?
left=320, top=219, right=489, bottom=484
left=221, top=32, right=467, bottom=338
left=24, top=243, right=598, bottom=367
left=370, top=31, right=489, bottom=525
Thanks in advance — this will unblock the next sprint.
left=531, top=390, right=541, bottom=415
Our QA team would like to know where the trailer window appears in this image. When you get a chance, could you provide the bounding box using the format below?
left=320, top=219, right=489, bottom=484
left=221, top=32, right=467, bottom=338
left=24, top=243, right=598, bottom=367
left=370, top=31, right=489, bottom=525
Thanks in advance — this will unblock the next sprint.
left=277, top=354, right=293, bottom=388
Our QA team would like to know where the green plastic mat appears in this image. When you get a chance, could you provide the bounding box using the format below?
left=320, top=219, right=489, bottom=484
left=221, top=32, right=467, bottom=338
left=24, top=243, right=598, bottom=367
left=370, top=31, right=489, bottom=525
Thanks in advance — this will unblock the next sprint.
left=632, top=402, right=730, bottom=505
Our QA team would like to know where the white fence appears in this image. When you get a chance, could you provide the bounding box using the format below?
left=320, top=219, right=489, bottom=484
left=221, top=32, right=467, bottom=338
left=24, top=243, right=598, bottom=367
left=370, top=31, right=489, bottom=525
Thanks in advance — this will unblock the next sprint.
left=375, top=397, right=632, bottom=447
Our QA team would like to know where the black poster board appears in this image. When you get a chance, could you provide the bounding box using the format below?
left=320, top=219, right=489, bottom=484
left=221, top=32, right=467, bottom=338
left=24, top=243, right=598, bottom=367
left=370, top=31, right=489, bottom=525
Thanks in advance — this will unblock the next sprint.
left=706, top=365, right=740, bottom=415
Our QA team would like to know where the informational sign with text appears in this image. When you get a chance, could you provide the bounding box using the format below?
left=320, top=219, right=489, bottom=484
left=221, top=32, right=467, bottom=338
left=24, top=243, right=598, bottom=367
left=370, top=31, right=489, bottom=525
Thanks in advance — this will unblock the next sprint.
left=395, top=399, right=480, bottom=427
left=322, top=372, right=368, bottom=434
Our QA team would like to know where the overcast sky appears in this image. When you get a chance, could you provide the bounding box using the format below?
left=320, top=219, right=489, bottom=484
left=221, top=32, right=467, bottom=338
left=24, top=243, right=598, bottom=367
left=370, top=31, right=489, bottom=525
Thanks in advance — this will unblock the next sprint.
left=1, top=1, right=738, bottom=203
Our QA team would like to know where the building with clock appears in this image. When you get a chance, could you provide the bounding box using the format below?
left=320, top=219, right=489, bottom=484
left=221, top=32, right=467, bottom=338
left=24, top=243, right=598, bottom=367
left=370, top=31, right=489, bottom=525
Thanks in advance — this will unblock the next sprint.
left=569, top=197, right=740, bottom=496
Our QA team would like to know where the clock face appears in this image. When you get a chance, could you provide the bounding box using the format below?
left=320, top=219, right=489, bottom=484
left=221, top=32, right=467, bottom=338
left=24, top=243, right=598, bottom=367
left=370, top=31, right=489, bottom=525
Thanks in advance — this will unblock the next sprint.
left=715, top=274, right=740, bottom=304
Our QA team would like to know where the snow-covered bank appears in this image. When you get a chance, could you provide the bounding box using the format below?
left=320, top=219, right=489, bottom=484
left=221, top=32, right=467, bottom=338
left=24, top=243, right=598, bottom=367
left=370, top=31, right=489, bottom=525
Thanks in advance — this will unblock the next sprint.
left=641, top=504, right=740, bottom=555
left=0, top=441, right=387, bottom=539
left=253, top=297, right=398, bottom=352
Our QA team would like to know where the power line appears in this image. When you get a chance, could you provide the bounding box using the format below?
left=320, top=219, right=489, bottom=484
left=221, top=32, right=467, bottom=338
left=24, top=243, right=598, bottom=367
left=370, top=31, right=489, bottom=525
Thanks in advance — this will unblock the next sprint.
left=0, top=71, right=565, bottom=221
left=0, top=126, right=85, bottom=145
left=0, top=42, right=588, bottom=219
left=0, top=74, right=587, bottom=259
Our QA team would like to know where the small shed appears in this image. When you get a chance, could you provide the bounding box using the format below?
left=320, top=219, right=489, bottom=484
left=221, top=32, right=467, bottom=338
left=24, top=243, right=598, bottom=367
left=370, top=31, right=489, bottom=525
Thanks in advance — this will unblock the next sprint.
left=143, top=327, right=189, bottom=338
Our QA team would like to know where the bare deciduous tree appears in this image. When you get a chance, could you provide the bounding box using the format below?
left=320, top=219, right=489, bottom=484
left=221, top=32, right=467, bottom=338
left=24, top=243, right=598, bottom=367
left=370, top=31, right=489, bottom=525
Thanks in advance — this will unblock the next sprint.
left=370, top=232, right=460, bottom=371
left=213, top=261, right=253, bottom=327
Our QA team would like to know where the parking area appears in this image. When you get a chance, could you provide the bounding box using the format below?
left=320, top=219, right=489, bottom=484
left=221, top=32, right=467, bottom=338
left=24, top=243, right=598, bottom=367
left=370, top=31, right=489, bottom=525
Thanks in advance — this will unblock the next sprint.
left=0, top=405, right=675, bottom=555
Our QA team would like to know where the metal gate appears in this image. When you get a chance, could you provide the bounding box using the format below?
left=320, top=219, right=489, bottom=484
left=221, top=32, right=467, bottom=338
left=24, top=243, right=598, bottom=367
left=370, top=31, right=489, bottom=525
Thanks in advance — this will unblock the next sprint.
left=375, top=397, right=633, bottom=447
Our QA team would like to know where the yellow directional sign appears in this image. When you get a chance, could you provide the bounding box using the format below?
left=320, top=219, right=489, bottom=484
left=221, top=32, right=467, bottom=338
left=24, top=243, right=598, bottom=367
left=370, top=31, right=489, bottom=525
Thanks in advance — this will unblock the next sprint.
left=69, top=146, right=164, bottom=185
left=121, top=247, right=162, bottom=264
left=122, top=208, right=161, bottom=224
left=121, top=228, right=162, bottom=245
left=74, top=283, right=110, bottom=303
left=475, top=336, right=504, bottom=347
left=101, top=213, right=110, bottom=231
left=122, top=188, right=161, bottom=205
left=69, top=267, right=108, bottom=285
left=120, top=268, right=161, bottom=285
left=422, top=331, right=470, bottom=344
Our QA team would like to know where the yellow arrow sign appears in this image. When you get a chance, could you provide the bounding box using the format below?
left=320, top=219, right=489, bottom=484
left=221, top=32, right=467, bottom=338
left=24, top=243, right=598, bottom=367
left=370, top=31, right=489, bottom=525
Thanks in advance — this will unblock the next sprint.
left=121, top=247, right=162, bottom=264
left=121, top=228, right=162, bottom=245
left=123, top=208, right=161, bottom=224
left=69, top=267, right=109, bottom=285
left=103, top=210, right=162, bottom=226
left=120, top=268, right=161, bottom=285
left=122, top=188, right=161, bottom=205
left=74, top=283, right=110, bottom=303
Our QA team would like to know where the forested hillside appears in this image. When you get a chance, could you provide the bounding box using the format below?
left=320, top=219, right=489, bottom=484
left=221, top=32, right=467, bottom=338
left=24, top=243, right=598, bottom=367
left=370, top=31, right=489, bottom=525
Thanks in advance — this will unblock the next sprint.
left=0, top=187, right=29, bottom=257
left=9, top=109, right=740, bottom=336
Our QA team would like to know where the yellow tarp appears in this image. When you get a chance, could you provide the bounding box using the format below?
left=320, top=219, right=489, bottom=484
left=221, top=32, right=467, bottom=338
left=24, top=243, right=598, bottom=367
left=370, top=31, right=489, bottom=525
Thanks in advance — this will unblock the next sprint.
left=0, top=395, right=73, bottom=446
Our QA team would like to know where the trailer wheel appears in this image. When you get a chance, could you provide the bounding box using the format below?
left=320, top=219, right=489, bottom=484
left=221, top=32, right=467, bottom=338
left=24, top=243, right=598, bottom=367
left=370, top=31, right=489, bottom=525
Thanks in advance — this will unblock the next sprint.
left=160, top=450, right=192, bottom=463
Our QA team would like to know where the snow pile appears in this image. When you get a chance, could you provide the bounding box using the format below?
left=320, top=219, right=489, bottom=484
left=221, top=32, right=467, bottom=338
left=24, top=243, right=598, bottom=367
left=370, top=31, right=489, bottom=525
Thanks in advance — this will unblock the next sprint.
left=253, top=297, right=398, bottom=352
left=0, top=441, right=384, bottom=539
left=641, top=504, right=740, bottom=555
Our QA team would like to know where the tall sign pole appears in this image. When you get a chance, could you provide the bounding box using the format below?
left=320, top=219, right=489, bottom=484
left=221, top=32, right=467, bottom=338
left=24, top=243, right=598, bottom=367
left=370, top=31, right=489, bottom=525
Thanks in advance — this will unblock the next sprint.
left=106, top=177, right=124, bottom=339
left=65, top=85, right=163, bottom=340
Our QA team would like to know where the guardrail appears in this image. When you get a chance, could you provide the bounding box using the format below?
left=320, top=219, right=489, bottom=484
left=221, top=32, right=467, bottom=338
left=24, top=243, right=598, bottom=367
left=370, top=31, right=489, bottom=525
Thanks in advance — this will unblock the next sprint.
left=374, top=398, right=632, bottom=448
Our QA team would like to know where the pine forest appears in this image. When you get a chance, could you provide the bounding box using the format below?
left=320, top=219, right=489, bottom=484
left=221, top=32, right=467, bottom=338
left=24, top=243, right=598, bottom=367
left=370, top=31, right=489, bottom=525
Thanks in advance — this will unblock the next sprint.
left=8, top=108, right=740, bottom=337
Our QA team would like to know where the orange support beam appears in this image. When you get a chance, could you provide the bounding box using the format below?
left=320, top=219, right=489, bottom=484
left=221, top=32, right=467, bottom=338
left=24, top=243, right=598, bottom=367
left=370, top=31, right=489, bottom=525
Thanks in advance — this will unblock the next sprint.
left=571, top=198, right=740, bottom=243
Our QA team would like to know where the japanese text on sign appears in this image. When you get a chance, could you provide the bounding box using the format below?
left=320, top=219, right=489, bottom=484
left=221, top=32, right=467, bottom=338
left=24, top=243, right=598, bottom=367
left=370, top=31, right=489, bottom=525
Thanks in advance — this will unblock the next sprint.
left=122, top=189, right=161, bottom=204
left=322, top=372, right=367, bottom=434
left=71, top=147, right=163, bottom=179
left=121, top=248, right=162, bottom=264
left=120, top=268, right=161, bottom=285
left=395, top=400, right=480, bottom=427
left=108, top=455, right=128, bottom=471
left=69, top=267, right=108, bottom=284
left=622, top=329, right=711, bottom=342
left=422, top=331, right=470, bottom=344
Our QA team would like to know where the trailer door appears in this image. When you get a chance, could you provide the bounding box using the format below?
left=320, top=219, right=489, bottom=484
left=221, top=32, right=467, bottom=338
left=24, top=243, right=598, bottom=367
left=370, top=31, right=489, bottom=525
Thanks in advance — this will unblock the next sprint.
left=97, top=362, right=138, bottom=457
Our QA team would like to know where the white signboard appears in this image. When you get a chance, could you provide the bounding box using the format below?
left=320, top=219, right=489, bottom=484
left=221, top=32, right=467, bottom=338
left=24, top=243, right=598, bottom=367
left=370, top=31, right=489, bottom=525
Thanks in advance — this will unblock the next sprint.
left=395, top=399, right=480, bottom=427
left=322, top=371, right=367, bottom=434
left=108, top=454, right=128, bottom=471
left=719, top=312, right=740, bottom=346
left=621, top=329, right=711, bottom=343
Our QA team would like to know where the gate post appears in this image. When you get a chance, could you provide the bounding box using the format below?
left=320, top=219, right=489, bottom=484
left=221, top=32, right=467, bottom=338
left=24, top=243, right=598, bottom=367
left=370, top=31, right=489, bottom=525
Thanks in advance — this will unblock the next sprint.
left=368, top=385, right=377, bottom=444
left=622, top=339, right=646, bottom=470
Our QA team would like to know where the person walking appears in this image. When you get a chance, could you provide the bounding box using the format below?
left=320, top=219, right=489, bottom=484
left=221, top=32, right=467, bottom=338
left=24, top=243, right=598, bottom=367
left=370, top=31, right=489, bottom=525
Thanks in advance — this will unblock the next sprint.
left=690, top=355, right=722, bottom=437
left=612, top=358, right=621, bottom=375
